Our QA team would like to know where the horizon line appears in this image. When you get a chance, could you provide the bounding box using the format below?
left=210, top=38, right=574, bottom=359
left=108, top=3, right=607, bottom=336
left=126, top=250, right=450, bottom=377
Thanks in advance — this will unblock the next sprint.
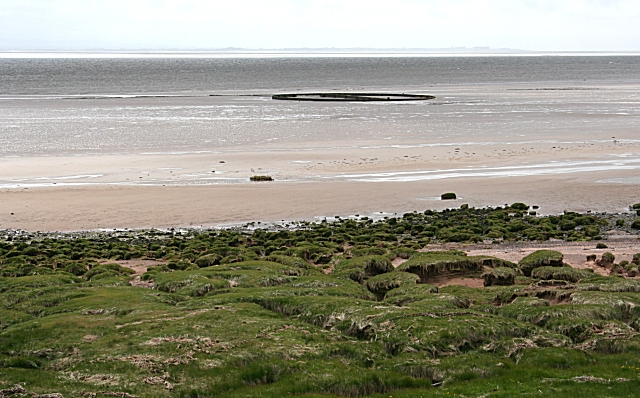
left=2, top=48, right=640, bottom=59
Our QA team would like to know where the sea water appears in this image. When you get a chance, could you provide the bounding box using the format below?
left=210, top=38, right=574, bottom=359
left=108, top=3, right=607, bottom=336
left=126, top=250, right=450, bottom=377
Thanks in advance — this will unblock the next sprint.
left=0, top=56, right=639, bottom=182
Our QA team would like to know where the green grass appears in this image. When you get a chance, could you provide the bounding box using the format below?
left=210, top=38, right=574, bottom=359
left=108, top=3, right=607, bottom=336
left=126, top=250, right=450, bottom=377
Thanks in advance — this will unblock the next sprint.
left=2, top=204, right=640, bottom=396
left=482, top=267, right=517, bottom=286
left=519, top=250, right=564, bottom=276
left=365, top=271, right=420, bottom=299
left=531, top=266, right=594, bottom=283
left=397, top=252, right=516, bottom=283
left=332, top=255, right=393, bottom=283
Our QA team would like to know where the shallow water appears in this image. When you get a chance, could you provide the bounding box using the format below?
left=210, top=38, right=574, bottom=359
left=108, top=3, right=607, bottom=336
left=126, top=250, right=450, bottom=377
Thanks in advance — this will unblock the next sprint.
left=327, top=157, right=640, bottom=182
left=0, top=82, right=639, bottom=155
left=1, top=56, right=639, bottom=188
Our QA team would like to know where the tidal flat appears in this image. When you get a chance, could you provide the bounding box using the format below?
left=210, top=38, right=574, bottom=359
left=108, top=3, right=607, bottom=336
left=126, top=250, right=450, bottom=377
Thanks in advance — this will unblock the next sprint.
left=2, top=82, right=639, bottom=231
left=1, top=203, right=640, bottom=397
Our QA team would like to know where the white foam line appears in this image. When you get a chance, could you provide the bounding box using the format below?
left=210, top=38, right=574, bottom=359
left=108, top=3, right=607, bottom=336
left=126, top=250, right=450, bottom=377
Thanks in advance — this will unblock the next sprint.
left=0, top=182, right=115, bottom=189
left=597, top=177, right=640, bottom=184
left=2, top=158, right=639, bottom=188
left=359, top=139, right=640, bottom=150
left=0, top=94, right=203, bottom=100
left=6, top=174, right=104, bottom=182
left=0, top=179, right=246, bottom=189
left=195, top=177, right=246, bottom=181
left=53, top=174, right=103, bottom=180
left=326, top=158, right=640, bottom=182
left=418, top=196, right=451, bottom=201
left=140, top=151, right=219, bottom=155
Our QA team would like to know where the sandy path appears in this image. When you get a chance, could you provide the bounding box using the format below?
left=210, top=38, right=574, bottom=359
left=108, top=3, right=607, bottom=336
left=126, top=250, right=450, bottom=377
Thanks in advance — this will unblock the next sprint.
left=430, top=276, right=486, bottom=289
left=412, top=238, right=640, bottom=288
left=462, top=237, right=640, bottom=279
left=464, top=237, right=640, bottom=268
left=97, top=259, right=165, bottom=288
left=98, top=259, right=166, bottom=276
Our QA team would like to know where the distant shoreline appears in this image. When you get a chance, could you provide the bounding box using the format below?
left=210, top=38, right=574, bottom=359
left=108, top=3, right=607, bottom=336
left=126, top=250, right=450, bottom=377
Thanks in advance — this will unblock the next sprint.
left=2, top=50, right=640, bottom=59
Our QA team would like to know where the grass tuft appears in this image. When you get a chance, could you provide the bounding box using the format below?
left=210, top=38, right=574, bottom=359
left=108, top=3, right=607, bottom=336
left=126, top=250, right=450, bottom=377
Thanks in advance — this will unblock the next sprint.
left=518, top=250, right=564, bottom=276
left=532, top=266, right=594, bottom=283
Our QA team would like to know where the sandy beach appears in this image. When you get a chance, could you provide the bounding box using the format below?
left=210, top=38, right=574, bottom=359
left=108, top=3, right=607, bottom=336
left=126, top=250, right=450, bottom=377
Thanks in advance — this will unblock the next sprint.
left=1, top=80, right=639, bottom=231
left=1, top=166, right=639, bottom=232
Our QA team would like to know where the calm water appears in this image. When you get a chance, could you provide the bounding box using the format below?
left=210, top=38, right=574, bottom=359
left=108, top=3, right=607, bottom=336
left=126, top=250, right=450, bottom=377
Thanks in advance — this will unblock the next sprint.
left=2, top=56, right=640, bottom=95
left=1, top=56, right=639, bottom=155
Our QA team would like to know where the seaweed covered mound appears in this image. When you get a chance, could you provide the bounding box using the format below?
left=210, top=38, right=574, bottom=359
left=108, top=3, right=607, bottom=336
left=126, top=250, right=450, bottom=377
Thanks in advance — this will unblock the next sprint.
left=332, top=255, right=393, bottom=283
left=365, top=272, right=420, bottom=296
left=482, top=267, right=518, bottom=286
left=397, top=251, right=516, bottom=282
left=519, top=249, right=564, bottom=276
left=531, top=266, right=594, bottom=283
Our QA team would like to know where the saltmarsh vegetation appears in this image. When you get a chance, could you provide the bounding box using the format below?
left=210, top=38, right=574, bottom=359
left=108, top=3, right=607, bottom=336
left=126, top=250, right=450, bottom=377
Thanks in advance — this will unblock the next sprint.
left=1, top=204, right=640, bottom=397
left=482, top=267, right=518, bottom=286
left=396, top=251, right=516, bottom=283
left=518, top=250, right=564, bottom=276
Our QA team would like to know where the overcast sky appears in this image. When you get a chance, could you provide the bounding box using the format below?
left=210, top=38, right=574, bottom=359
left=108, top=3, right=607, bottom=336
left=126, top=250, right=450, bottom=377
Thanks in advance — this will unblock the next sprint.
left=1, top=0, right=639, bottom=51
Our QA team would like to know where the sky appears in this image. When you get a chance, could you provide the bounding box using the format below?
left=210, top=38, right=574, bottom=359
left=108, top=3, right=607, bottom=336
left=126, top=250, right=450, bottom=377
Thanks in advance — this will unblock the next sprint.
left=1, top=0, right=639, bottom=52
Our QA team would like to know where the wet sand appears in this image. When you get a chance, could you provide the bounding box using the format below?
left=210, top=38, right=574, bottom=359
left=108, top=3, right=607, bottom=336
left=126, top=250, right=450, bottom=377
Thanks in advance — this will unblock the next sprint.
left=1, top=82, right=639, bottom=231
left=1, top=170, right=639, bottom=231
